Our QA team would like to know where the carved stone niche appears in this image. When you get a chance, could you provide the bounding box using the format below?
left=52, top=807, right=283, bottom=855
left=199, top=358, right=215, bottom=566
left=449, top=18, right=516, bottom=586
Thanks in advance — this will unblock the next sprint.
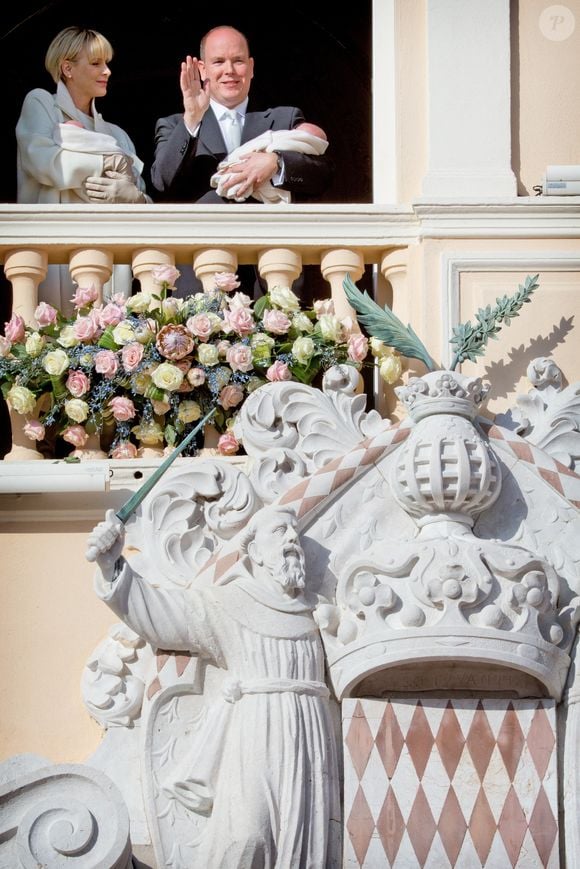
left=236, top=365, right=580, bottom=702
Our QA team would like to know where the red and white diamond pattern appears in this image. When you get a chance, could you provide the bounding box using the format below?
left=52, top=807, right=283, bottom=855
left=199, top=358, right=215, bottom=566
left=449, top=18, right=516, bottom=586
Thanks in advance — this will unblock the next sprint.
left=343, top=698, right=558, bottom=868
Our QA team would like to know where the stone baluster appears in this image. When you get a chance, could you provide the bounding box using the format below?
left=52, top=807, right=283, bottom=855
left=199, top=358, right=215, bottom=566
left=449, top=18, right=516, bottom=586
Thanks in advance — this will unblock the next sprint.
left=3, top=249, right=48, bottom=325
left=132, top=249, right=176, bottom=308
left=193, top=249, right=238, bottom=293
left=257, top=248, right=302, bottom=293
left=320, top=248, right=364, bottom=324
left=69, top=249, right=114, bottom=306
left=379, top=247, right=410, bottom=419
left=3, top=249, right=48, bottom=461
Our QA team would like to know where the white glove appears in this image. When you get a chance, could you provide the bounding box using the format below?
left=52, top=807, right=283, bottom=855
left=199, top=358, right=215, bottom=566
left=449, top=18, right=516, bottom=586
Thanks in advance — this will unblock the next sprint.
left=86, top=509, right=125, bottom=575
left=103, top=152, right=133, bottom=176
left=84, top=171, right=147, bottom=203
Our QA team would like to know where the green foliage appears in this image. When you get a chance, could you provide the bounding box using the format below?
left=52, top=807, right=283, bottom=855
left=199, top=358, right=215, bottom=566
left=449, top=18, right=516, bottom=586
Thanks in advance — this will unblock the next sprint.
left=449, top=274, right=539, bottom=369
left=343, top=274, right=437, bottom=371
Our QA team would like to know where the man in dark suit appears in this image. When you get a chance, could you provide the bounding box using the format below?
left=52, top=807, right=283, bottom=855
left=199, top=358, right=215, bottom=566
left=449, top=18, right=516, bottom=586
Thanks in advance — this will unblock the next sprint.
left=150, top=25, right=332, bottom=204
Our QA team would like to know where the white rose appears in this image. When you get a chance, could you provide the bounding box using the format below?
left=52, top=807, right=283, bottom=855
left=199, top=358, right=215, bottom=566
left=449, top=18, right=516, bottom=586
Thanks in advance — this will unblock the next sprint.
left=64, top=398, right=90, bottom=423
left=7, top=385, right=36, bottom=415
left=43, top=348, right=70, bottom=376
left=292, top=336, right=315, bottom=365
left=162, top=297, right=183, bottom=317
left=125, top=292, right=153, bottom=313
left=318, top=314, right=344, bottom=343
left=57, top=325, right=80, bottom=348
left=269, top=286, right=300, bottom=312
left=112, top=320, right=136, bottom=345
left=151, top=362, right=184, bottom=392
left=250, top=333, right=275, bottom=349
left=25, top=332, right=45, bottom=357
left=197, top=344, right=220, bottom=366
left=291, top=312, right=314, bottom=333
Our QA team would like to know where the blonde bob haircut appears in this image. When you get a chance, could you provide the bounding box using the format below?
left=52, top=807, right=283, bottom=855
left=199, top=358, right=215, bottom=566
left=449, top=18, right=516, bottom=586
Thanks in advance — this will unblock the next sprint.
left=45, top=26, right=113, bottom=84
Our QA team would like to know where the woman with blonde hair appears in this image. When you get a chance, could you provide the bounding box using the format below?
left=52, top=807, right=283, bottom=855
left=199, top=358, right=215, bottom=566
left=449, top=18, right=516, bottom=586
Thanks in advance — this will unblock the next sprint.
left=15, top=26, right=150, bottom=306
left=16, top=25, right=149, bottom=205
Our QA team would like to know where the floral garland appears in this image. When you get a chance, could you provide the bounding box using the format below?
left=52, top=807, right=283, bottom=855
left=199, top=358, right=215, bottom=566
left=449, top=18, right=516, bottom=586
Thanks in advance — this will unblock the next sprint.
left=0, top=267, right=402, bottom=458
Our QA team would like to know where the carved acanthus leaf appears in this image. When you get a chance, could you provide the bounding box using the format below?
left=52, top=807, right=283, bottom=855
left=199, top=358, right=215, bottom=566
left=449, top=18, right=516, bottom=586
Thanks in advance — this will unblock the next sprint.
left=236, top=365, right=390, bottom=477
left=510, top=357, right=580, bottom=470
left=124, top=461, right=261, bottom=587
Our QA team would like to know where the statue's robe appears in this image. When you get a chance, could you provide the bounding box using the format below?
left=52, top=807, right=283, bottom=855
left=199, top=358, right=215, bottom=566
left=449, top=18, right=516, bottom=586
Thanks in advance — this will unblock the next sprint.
left=95, top=563, right=341, bottom=868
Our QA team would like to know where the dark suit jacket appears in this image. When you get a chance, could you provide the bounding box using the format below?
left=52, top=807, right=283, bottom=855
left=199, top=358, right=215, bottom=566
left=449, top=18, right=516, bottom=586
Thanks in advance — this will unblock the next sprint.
left=150, top=105, right=333, bottom=203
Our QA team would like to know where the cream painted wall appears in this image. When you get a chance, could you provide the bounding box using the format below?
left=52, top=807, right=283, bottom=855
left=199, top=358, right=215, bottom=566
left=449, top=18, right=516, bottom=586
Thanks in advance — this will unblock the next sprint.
left=0, top=523, right=116, bottom=762
left=514, top=0, right=580, bottom=194
left=396, top=0, right=428, bottom=202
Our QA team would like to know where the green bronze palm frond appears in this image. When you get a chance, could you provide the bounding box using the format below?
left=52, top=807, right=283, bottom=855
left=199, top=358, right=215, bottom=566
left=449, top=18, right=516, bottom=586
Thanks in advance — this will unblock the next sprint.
left=343, top=274, right=437, bottom=371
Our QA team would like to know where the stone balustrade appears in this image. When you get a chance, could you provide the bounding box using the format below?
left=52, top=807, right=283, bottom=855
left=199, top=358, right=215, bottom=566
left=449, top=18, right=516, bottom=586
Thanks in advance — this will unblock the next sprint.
left=0, top=204, right=416, bottom=463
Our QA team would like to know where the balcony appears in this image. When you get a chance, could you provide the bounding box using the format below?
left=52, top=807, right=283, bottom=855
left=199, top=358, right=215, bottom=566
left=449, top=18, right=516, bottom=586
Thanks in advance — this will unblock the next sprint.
left=2, top=197, right=580, bottom=491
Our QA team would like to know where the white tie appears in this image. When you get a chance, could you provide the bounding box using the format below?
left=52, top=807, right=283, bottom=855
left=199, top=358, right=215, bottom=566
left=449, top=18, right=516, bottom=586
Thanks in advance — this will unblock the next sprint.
left=222, top=110, right=242, bottom=153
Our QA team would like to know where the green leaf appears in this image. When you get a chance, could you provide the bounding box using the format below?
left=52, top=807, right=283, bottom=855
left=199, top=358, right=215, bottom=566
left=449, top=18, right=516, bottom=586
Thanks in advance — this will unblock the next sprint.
left=450, top=274, right=539, bottom=369
left=253, top=295, right=270, bottom=319
left=343, top=274, right=437, bottom=371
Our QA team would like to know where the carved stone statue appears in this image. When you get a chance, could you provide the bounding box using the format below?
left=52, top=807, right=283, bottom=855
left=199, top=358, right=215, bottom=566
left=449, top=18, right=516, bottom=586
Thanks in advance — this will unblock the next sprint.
left=86, top=503, right=341, bottom=868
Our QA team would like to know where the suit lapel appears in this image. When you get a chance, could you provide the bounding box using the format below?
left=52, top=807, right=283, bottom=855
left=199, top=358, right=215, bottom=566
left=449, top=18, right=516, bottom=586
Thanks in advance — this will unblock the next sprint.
left=241, top=110, right=274, bottom=144
left=198, top=108, right=228, bottom=157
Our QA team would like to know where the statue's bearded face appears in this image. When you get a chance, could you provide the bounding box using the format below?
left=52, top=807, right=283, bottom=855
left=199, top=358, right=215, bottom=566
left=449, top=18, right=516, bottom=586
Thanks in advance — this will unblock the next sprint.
left=252, top=513, right=306, bottom=590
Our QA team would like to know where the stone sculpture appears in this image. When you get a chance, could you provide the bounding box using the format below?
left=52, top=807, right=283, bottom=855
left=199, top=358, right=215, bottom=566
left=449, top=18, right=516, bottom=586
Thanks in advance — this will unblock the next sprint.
left=86, top=502, right=341, bottom=869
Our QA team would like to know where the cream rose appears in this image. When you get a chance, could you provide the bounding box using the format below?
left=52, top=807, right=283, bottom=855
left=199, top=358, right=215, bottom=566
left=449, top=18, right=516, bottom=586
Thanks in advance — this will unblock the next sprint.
left=64, top=398, right=90, bottom=423
left=151, top=362, right=184, bottom=392
left=112, top=320, right=137, bottom=346
left=292, top=336, right=315, bottom=365
left=197, top=344, right=220, bottom=367
left=7, top=385, right=36, bottom=415
left=177, top=400, right=202, bottom=423
left=125, top=292, right=153, bottom=313
left=25, top=332, right=45, bottom=357
left=318, top=314, right=344, bottom=343
left=291, top=312, right=314, bottom=333
left=43, top=348, right=70, bottom=376
left=57, top=325, right=80, bottom=348
left=379, top=354, right=403, bottom=384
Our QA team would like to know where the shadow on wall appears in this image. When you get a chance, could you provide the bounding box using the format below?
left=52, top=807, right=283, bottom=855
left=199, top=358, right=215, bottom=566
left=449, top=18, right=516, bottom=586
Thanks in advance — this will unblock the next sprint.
left=1, top=1, right=371, bottom=204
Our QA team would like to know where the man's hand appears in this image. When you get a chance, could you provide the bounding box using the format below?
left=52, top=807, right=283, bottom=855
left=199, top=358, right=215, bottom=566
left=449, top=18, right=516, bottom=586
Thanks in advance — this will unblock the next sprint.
left=217, top=152, right=278, bottom=200
left=86, top=509, right=125, bottom=574
left=181, top=55, right=210, bottom=131
left=84, top=171, right=147, bottom=204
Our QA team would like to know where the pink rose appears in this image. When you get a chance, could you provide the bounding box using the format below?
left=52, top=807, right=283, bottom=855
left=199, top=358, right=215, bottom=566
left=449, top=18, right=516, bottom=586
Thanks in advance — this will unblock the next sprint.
left=71, top=285, right=99, bottom=309
left=187, top=367, right=206, bottom=387
left=121, top=342, right=144, bottom=372
left=228, top=292, right=252, bottom=310
left=217, top=432, right=240, bottom=455
left=156, top=324, right=195, bottom=360
left=263, top=309, right=291, bottom=335
left=226, top=343, right=254, bottom=372
left=152, top=264, right=180, bottom=287
left=66, top=369, right=91, bottom=397
left=73, top=315, right=99, bottom=341
left=34, top=302, right=58, bottom=327
left=219, top=383, right=245, bottom=409
left=347, top=333, right=369, bottom=364
left=109, top=396, right=137, bottom=421
left=94, top=350, right=119, bottom=378
left=186, top=313, right=213, bottom=341
left=313, top=299, right=335, bottom=317
left=111, top=441, right=138, bottom=459
left=98, top=302, right=125, bottom=328
left=4, top=313, right=25, bottom=343
left=266, top=360, right=292, bottom=382
left=214, top=272, right=241, bottom=292
left=224, top=306, right=255, bottom=337
left=62, top=425, right=88, bottom=448
left=23, top=419, right=45, bottom=441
